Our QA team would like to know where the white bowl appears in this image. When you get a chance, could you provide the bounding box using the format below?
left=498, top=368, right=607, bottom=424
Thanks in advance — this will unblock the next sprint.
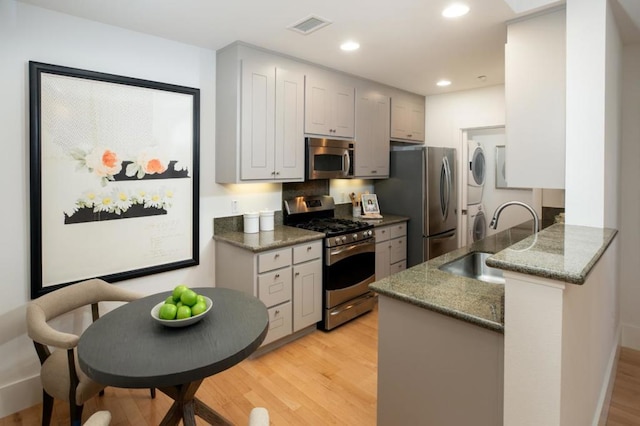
left=150, top=296, right=213, bottom=328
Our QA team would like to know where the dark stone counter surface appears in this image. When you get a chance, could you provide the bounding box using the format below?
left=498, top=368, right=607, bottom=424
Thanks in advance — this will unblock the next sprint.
left=370, top=221, right=618, bottom=333
left=485, top=223, right=617, bottom=284
left=213, top=211, right=408, bottom=253
left=213, top=225, right=324, bottom=253
left=370, top=222, right=536, bottom=333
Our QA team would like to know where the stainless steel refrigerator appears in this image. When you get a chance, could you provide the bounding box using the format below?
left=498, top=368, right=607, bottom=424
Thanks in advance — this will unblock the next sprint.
left=375, top=147, right=457, bottom=267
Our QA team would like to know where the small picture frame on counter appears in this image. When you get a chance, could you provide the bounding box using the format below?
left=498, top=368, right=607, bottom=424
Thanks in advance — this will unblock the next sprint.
left=361, top=194, right=380, bottom=214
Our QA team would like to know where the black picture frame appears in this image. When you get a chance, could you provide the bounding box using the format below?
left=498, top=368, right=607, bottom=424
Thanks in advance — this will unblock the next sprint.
left=29, top=61, right=200, bottom=298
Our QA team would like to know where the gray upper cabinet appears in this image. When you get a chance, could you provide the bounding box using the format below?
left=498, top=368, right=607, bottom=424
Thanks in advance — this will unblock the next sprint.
left=390, top=93, right=425, bottom=143
left=216, top=44, right=305, bottom=183
left=505, top=8, right=565, bottom=189
left=355, top=89, right=390, bottom=178
left=305, top=75, right=355, bottom=139
left=216, top=42, right=427, bottom=183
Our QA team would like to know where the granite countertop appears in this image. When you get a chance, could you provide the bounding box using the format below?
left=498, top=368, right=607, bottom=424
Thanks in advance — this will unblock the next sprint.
left=370, top=221, right=618, bottom=333
left=213, top=225, right=324, bottom=253
left=337, top=213, right=410, bottom=227
left=213, top=211, right=408, bottom=253
left=369, top=222, right=536, bottom=333
left=485, top=223, right=618, bottom=284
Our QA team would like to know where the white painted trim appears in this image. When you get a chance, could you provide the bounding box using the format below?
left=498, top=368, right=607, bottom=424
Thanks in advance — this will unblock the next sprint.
left=594, top=326, right=621, bottom=426
left=0, top=374, right=41, bottom=418
left=503, top=270, right=567, bottom=290
left=621, top=322, right=640, bottom=350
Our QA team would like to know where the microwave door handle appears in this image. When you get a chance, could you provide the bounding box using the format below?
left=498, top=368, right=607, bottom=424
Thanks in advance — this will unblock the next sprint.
left=344, top=151, right=351, bottom=177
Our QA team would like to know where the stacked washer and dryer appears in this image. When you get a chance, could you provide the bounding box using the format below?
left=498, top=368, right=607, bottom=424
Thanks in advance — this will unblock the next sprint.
left=467, top=141, right=487, bottom=243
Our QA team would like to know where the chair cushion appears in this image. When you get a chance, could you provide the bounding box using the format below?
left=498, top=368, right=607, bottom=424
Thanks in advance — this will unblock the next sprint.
left=40, top=348, right=105, bottom=406
left=83, top=410, right=111, bottom=426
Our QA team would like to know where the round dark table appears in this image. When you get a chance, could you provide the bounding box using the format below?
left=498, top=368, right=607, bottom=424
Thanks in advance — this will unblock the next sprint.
left=78, top=287, right=268, bottom=426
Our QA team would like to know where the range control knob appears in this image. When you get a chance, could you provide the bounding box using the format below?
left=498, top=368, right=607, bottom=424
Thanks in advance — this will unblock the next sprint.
left=353, top=234, right=358, bottom=240
left=335, top=237, right=341, bottom=244
left=341, top=236, right=347, bottom=242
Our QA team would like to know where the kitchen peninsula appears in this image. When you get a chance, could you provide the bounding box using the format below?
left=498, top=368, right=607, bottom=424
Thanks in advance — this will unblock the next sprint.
left=371, top=222, right=617, bottom=426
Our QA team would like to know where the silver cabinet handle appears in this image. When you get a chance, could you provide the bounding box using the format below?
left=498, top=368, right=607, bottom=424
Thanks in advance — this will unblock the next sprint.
left=295, top=272, right=300, bottom=277
left=307, top=246, right=312, bottom=251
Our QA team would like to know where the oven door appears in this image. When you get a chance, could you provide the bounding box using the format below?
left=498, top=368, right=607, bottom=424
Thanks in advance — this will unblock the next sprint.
left=307, top=146, right=353, bottom=180
left=324, top=239, right=375, bottom=309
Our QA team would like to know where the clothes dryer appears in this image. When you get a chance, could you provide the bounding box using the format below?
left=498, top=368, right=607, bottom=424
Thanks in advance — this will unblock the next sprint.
left=467, top=140, right=486, bottom=205
left=468, top=203, right=487, bottom=243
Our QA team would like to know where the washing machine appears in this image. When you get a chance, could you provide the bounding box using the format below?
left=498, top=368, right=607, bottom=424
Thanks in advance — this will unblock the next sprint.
left=467, top=140, right=486, bottom=205
left=468, top=204, right=487, bottom=243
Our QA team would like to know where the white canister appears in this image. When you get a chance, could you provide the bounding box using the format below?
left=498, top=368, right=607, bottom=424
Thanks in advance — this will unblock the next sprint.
left=243, top=212, right=259, bottom=234
left=259, top=210, right=275, bottom=231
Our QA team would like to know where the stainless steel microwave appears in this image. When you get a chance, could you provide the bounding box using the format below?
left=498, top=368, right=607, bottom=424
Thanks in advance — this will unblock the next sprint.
left=306, top=137, right=354, bottom=180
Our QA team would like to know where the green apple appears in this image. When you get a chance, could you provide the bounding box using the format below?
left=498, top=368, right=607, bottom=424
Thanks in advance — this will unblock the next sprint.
left=172, top=284, right=189, bottom=302
left=180, top=289, right=198, bottom=307
left=191, top=301, right=207, bottom=316
left=196, top=295, right=205, bottom=305
left=159, top=303, right=178, bottom=320
left=176, top=305, right=192, bottom=319
left=164, top=296, right=176, bottom=305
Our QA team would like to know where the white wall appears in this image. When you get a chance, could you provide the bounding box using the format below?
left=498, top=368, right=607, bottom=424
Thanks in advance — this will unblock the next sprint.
left=0, top=0, right=372, bottom=417
left=425, top=85, right=506, bottom=245
left=620, top=45, right=640, bottom=349
left=565, top=0, right=621, bottom=229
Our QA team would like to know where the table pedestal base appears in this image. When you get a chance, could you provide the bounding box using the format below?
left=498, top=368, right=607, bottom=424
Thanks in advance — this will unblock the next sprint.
left=159, top=379, right=232, bottom=426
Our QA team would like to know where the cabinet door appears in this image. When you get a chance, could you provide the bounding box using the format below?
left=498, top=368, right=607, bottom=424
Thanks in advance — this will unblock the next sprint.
left=505, top=9, right=565, bottom=189
left=390, top=237, right=407, bottom=264
left=305, top=76, right=354, bottom=138
left=376, top=241, right=391, bottom=281
left=333, top=84, right=355, bottom=138
left=305, top=77, right=331, bottom=136
left=391, top=97, right=425, bottom=142
left=274, top=67, right=304, bottom=180
left=292, top=259, right=322, bottom=332
left=355, top=92, right=390, bottom=178
left=241, top=59, right=275, bottom=180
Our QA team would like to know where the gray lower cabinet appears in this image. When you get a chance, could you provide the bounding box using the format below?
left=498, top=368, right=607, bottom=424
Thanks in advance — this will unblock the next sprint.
left=216, top=239, right=322, bottom=347
left=375, top=223, right=407, bottom=280
left=377, top=295, right=504, bottom=425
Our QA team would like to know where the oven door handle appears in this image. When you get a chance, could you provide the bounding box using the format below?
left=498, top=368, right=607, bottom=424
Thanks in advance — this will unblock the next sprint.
left=327, top=241, right=375, bottom=265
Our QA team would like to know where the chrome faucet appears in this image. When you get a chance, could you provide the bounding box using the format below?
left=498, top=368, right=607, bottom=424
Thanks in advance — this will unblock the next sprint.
left=489, top=201, right=540, bottom=233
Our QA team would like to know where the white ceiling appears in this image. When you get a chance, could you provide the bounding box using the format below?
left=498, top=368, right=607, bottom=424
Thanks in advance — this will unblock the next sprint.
left=15, top=0, right=640, bottom=95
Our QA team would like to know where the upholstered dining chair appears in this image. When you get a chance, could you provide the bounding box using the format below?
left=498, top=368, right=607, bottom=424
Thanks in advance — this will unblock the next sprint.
left=26, top=278, right=150, bottom=426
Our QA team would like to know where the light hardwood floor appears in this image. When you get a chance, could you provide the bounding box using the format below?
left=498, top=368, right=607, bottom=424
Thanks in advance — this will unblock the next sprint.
left=2, top=308, right=639, bottom=425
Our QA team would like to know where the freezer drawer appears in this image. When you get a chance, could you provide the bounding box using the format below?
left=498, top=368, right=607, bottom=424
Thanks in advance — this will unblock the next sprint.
left=424, top=230, right=457, bottom=261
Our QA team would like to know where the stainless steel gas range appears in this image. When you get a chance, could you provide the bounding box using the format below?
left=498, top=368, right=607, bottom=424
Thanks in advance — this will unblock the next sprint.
left=283, top=195, right=376, bottom=330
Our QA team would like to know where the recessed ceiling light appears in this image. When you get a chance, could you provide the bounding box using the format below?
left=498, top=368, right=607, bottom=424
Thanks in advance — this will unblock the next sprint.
left=442, top=3, right=470, bottom=18
left=437, top=80, right=452, bottom=87
left=340, top=41, right=360, bottom=51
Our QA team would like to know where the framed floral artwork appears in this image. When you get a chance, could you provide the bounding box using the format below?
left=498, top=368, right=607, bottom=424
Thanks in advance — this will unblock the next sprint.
left=29, top=62, right=200, bottom=298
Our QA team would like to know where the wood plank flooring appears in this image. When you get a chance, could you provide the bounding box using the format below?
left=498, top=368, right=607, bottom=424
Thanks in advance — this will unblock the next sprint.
left=607, top=347, right=640, bottom=426
left=2, top=307, right=639, bottom=425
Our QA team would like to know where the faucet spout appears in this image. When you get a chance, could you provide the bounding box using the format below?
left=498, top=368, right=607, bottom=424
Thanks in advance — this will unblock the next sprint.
left=490, top=201, right=540, bottom=233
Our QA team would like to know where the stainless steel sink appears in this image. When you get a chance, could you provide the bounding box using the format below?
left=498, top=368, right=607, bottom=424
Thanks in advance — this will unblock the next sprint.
left=438, top=251, right=505, bottom=284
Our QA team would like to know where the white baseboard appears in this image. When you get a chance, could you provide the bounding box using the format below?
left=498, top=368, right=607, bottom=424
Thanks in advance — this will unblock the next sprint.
left=622, top=323, right=640, bottom=350
left=594, top=326, right=621, bottom=426
left=0, top=374, right=41, bottom=419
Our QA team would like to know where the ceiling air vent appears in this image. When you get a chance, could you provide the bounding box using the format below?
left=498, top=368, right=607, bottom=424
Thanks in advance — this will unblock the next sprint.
left=287, top=15, right=332, bottom=35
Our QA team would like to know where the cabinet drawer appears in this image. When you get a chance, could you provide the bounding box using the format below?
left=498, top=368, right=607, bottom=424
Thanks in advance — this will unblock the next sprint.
left=262, top=301, right=292, bottom=346
left=293, top=241, right=322, bottom=264
left=390, top=223, right=407, bottom=239
left=257, top=267, right=292, bottom=308
left=390, top=237, right=406, bottom=264
left=390, top=260, right=406, bottom=275
left=375, top=226, right=391, bottom=243
left=258, top=248, right=292, bottom=273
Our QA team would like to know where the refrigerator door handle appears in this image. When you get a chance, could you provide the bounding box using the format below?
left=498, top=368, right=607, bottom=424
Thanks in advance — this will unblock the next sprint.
left=440, top=156, right=451, bottom=221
